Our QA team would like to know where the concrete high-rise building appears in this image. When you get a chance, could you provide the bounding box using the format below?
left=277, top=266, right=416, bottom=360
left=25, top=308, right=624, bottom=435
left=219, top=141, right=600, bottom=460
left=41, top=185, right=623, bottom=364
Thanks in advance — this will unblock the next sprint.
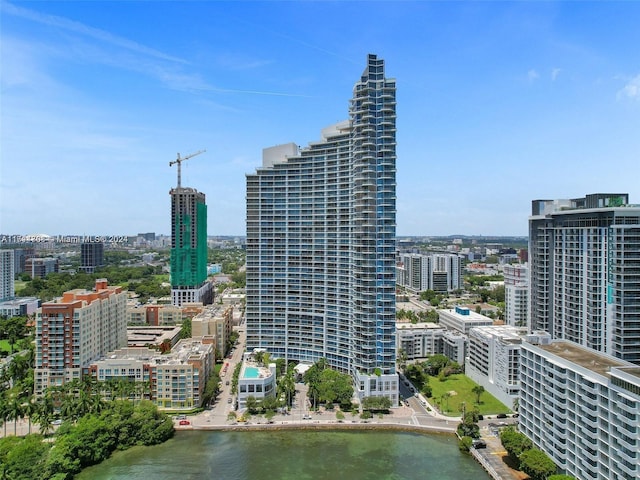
left=529, top=193, right=640, bottom=364
left=503, top=263, right=528, bottom=327
left=34, top=279, right=127, bottom=394
left=520, top=337, right=640, bottom=480
left=170, top=186, right=213, bottom=306
left=80, top=241, right=104, bottom=273
left=0, top=249, right=15, bottom=302
left=246, top=54, right=398, bottom=404
left=396, top=253, right=462, bottom=293
left=12, top=247, right=34, bottom=274
left=25, top=257, right=59, bottom=278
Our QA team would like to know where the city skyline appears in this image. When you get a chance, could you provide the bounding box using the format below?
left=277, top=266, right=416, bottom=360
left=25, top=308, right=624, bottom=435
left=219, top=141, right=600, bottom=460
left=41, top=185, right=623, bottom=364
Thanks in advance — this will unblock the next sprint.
left=2, top=1, right=639, bottom=236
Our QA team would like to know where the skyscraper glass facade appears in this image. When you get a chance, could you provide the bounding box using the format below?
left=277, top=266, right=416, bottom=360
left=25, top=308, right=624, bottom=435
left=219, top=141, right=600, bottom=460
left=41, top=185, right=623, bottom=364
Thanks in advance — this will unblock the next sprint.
left=246, top=54, right=397, bottom=403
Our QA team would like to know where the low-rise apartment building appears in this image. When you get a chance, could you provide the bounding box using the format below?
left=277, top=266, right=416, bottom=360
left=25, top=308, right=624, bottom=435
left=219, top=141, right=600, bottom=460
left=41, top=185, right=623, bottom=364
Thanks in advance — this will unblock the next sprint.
left=438, top=306, right=494, bottom=334
left=89, top=337, right=215, bottom=410
left=237, top=354, right=276, bottom=410
left=191, top=304, right=233, bottom=356
left=126, top=304, right=183, bottom=326
left=396, top=322, right=444, bottom=360
left=466, top=325, right=527, bottom=408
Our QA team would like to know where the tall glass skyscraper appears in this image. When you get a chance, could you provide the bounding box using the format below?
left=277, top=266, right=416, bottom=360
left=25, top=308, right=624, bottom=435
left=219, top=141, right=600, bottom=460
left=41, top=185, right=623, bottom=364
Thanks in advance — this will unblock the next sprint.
left=246, top=54, right=398, bottom=404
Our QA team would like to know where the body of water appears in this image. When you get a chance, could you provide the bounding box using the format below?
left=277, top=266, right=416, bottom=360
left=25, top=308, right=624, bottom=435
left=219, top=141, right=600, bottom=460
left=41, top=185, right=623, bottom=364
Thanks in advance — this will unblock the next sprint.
left=77, top=429, right=490, bottom=480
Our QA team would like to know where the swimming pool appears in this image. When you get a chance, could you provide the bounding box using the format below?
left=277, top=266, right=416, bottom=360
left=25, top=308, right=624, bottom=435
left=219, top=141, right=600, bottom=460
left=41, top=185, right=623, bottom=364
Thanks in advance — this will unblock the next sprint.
left=243, top=366, right=260, bottom=379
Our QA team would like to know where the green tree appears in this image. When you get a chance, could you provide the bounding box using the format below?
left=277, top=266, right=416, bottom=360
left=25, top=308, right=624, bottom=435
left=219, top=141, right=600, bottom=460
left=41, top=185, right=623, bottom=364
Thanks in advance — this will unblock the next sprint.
left=6, top=394, right=24, bottom=436
left=424, top=354, right=449, bottom=376
left=180, top=318, right=192, bottom=339
left=0, top=392, right=9, bottom=437
left=277, top=366, right=296, bottom=407
left=1, top=434, right=50, bottom=480
left=458, top=435, right=473, bottom=452
left=500, top=426, right=533, bottom=467
left=440, top=392, right=451, bottom=412
left=0, top=316, right=29, bottom=354
left=303, top=358, right=328, bottom=408
left=472, top=385, right=485, bottom=404
left=22, top=397, right=37, bottom=434
left=245, top=396, right=260, bottom=414
left=456, top=411, right=480, bottom=439
left=519, top=448, right=557, bottom=480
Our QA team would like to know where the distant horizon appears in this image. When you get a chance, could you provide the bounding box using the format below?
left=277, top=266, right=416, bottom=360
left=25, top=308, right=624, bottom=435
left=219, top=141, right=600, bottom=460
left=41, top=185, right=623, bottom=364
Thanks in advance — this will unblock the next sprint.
left=0, top=232, right=529, bottom=241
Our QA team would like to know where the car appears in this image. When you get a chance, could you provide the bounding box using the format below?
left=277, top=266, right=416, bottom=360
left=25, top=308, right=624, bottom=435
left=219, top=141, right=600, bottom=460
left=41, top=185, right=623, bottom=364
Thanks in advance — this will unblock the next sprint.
left=477, top=414, right=484, bottom=421
left=176, top=414, right=187, bottom=420
left=472, top=440, right=487, bottom=449
left=179, top=420, right=190, bottom=425
left=227, top=398, right=232, bottom=403
left=52, top=419, right=63, bottom=426
left=302, top=415, right=312, bottom=420
left=496, top=413, right=508, bottom=419
left=225, top=380, right=230, bottom=386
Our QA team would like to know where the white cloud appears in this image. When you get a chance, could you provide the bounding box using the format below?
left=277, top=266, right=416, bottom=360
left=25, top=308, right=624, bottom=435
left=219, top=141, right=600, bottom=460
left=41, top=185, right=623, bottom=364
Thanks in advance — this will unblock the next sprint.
left=1, top=1, right=187, bottom=64
left=551, top=68, right=561, bottom=81
left=618, top=74, right=640, bottom=101
left=528, top=69, right=539, bottom=82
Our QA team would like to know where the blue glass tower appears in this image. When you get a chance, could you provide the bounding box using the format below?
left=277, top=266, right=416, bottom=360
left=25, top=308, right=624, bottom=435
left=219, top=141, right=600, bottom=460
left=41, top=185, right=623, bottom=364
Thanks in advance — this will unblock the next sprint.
left=246, top=54, right=398, bottom=404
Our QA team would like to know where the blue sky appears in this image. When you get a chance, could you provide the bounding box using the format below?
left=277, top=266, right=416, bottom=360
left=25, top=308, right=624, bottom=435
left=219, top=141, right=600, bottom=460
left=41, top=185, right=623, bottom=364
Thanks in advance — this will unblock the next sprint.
left=1, top=1, right=639, bottom=237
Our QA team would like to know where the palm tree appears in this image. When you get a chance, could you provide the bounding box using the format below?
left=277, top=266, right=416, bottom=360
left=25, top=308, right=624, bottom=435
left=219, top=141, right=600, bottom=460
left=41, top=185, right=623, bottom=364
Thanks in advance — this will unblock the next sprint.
left=59, top=393, right=77, bottom=422
left=472, top=385, right=485, bottom=405
left=75, top=389, right=92, bottom=417
left=34, top=393, right=55, bottom=436
left=7, top=394, right=23, bottom=435
left=23, top=397, right=37, bottom=434
left=441, top=392, right=451, bottom=413
left=0, top=392, right=9, bottom=437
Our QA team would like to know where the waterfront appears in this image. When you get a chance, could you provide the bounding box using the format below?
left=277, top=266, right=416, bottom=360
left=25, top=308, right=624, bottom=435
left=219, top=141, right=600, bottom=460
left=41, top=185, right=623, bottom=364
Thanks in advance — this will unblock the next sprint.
left=77, top=430, right=490, bottom=480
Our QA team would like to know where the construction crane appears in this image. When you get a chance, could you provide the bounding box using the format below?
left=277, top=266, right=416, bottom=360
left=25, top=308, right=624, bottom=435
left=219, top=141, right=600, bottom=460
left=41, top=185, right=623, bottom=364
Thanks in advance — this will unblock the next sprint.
left=169, top=150, right=206, bottom=188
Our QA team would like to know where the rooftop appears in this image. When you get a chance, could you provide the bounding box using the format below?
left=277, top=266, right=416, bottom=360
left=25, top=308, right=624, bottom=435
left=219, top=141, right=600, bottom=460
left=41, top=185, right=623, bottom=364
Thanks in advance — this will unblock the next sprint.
left=240, top=361, right=273, bottom=381
left=537, top=341, right=627, bottom=378
left=396, top=321, right=442, bottom=330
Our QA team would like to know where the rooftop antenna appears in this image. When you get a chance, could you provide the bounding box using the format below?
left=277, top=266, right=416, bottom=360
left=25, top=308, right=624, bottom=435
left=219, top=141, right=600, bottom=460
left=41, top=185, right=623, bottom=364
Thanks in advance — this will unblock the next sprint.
left=169, top=150, right=205, bottom=188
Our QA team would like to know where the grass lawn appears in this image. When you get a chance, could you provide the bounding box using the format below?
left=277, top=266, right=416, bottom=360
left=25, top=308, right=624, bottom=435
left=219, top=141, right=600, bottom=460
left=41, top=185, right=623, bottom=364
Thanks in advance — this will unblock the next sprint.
left=427, top=374, right=511, bottom=416
left=14, top=280, right=28, bottom=292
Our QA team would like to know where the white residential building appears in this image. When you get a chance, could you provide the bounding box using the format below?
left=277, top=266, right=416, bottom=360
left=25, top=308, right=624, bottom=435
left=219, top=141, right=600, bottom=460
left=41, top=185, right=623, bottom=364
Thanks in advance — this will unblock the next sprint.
left=396, top=322, right=445, bottom=360
left=438, top=306, right=494, bottom=335
left=503, top=264, right=528, bottom=327
left=237, top=356, right=276, bottom=410
left=441, top=330, right=467, bottom=366
left=520, top=338, right=640, bottom=480
left=396, top=253, right=462, bottom=293
left=466, top=325, right=527, bottom=408
left=0, top=250, right=15, bottom=302
left=529, top=192, right=640, bottom=364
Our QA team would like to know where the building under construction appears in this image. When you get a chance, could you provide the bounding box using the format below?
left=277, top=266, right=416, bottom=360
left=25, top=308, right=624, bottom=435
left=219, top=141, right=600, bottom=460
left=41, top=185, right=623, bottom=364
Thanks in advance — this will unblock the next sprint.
left=169, top=151, right=213, bottom=306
